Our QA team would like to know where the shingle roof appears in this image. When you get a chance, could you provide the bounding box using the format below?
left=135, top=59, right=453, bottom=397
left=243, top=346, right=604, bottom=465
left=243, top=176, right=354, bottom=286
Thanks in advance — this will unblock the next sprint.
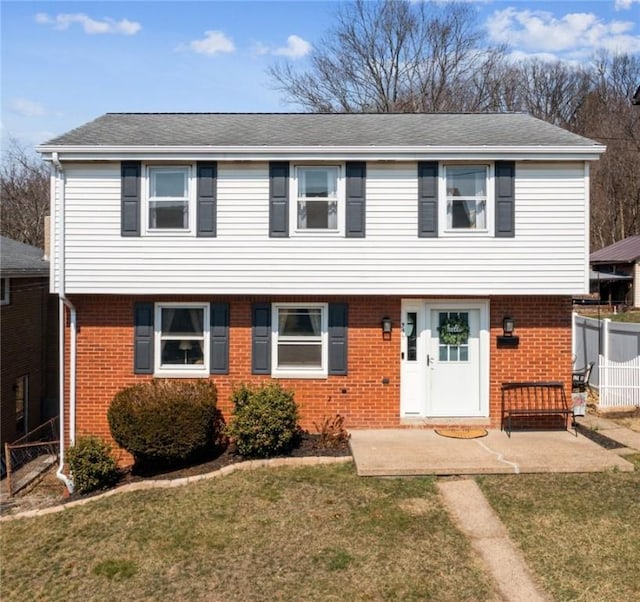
left=590, top=235, right=640, bottom=264
left=0, top=236, right=49, bottom=277
left=41, top=112, right=601, bottom=148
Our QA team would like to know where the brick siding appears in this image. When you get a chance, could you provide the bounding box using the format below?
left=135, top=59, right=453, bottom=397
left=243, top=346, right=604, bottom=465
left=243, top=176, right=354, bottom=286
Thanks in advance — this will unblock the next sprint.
left=0, top=277, right=58, bottom=447
left=61, top=294, right=572, bottom=465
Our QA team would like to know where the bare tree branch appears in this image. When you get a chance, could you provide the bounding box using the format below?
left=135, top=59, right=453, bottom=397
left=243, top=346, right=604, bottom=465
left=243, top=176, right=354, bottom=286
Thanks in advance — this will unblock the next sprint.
left=1, top=139, right=50, bottom=248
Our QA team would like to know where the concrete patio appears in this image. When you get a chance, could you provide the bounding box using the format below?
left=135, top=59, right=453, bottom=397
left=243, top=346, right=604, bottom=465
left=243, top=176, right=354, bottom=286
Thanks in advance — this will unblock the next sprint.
left=349, top=428, right=636, bottom=476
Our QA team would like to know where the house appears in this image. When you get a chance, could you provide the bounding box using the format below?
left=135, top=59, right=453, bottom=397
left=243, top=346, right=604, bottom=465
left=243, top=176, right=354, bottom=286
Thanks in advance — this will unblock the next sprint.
left=590, top=235, right=640, bottom=307
left=37, top=112, right=605, bottom=466
left=0, top=236, right=58, bottom=451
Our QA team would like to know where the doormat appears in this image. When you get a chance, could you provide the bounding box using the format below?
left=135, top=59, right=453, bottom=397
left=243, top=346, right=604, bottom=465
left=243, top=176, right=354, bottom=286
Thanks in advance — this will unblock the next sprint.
left=435, top=428, right=488, bottom=439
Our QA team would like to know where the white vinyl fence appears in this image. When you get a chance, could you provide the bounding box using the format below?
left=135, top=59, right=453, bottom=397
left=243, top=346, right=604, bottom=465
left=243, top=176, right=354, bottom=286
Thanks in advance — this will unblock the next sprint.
left=573, top=313, right=640, bottom=408
left=599, top=355, right=640, bottom=407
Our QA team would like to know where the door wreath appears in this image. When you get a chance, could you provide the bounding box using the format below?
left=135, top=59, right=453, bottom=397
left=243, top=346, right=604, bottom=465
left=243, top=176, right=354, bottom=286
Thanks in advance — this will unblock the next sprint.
left=438, top=316, right=469, bottom=346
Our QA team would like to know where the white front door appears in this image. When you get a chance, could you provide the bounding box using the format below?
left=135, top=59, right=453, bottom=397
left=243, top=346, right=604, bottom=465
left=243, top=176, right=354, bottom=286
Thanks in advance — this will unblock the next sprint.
left=401, top=300, right=489, bottom=418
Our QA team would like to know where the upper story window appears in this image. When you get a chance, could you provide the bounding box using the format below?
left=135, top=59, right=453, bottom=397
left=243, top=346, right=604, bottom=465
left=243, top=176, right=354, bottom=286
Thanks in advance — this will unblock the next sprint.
left=154, top=302, right=209, bottom=377
left=444, top=165, right=489, bottom=231
left=147, top=166, right=192, bottom=232
left=0, top=278, right=9, bottom=305
left=294, top=166, right=343, bottom=234
left=272, top=303, right=328, bottom=378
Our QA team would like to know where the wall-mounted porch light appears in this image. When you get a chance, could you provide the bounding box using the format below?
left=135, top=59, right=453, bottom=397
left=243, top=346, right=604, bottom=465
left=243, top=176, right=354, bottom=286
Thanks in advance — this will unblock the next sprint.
left=381, top=317, right=392, bottom=339
left=502, top=316, right=515, bottom=337
left=498, top=315, right=519, bottom=348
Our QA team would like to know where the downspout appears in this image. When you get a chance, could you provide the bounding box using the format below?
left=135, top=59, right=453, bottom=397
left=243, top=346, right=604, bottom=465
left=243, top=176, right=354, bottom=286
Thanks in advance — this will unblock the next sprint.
left=53, top=152, right=75, bottom=493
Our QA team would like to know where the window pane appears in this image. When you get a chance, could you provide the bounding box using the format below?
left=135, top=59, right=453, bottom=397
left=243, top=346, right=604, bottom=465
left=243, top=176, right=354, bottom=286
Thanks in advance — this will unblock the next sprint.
left=150, top=201, right=188, bottom=229
left=162, top=307, right=204, bottom=335
left=152, top=170, right=187, bottom=197
left=299, top=168, right=337, bottom=198
left=278, top=343, right=322, bottom=367
left=446, top=166, right=486, bottom=197
left=439, top=345, right=448, bottom=362
left=298, top=200, right=337, bottom=229
left=448, top=200, right=486, bottom=229
left=161, top=339, right=204, bottom=365
left=279, top=308, right=322, bottom=337
left=459, top=346, right=469, bottom=361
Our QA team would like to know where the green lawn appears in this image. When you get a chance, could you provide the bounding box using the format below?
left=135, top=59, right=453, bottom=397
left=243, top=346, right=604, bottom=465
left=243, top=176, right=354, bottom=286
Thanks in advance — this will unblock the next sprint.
left=1, top=463, right=497, bottom=602
left=477, top=470, right=640, bottom=602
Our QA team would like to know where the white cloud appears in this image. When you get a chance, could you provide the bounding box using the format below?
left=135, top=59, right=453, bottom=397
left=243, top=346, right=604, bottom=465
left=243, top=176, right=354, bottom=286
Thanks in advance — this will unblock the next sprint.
left=486, top=8, right=640, bottom=56
left=9, top=98, right=46, bottom=117
left=188, top=31, right=235, bottom=55
left=615, top=0, right=640, bottom=10
left=251, top=35, right=312, bottom=59
left=273, top=35, right=312, bottom=58
left=34, top=12, right=141, bottom=35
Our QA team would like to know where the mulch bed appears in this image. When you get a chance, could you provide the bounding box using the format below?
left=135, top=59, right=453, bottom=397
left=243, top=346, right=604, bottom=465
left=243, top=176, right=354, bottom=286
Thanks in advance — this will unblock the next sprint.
left=57, top=433, right=352, bottom=505
left=122, top=432, right=351, bottom=482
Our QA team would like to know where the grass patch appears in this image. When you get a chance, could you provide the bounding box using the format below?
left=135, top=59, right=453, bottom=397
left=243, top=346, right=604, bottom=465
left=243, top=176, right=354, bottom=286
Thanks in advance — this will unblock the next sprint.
left=93, top=559, right=137, bottom=580
left=477, top=472, right=640, bottom=602
left=1, top=464, right=497, bottom=601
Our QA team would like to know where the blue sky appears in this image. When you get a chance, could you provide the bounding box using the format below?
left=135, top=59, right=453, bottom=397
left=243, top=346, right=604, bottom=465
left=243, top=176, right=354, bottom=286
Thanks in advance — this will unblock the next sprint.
left=1, top=0, right=639, bottom=150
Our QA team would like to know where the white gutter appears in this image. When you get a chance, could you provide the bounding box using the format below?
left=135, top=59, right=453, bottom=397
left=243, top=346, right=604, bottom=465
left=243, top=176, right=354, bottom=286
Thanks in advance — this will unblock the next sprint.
left=36, top=144, right=607, bottom=163
left=52, top=152, right=75, bottom=493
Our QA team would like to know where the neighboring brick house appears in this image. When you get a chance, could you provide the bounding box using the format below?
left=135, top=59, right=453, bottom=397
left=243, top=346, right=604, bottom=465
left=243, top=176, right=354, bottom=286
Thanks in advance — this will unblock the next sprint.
left=37, top=112, right=604, bottom=466
left=590, top=235, right=640, bottom=307
left=0, top=236, right=58, bottom=449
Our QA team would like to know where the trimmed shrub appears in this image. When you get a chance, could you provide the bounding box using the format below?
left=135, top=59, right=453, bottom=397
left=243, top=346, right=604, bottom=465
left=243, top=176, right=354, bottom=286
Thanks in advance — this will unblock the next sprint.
left=67, top=435, right=119, bottom=494
left=107, top=380, right=219, bottom=465
left=226, top=382, right=300, bottom=458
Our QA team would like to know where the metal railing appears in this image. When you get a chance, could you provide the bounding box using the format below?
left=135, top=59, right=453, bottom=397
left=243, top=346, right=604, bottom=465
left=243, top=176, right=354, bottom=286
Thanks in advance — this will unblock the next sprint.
left=3, top=417, right=59, bottom=497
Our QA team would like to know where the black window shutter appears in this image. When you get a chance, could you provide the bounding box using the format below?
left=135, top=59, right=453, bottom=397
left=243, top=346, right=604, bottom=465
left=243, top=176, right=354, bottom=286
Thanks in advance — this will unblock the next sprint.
left=121, top=161, right=141, bottom=236
left=210, top=302, right=229, bottom=374
left=197, top=162, right=217, bottom=237
left=269, top=162, right=289, bottom=237
left=134, top=302, right=154, bottom=374
left=418, top=162, right=438, bottom=237
left=495, top=161, right=515, bottom=237
left=328, top=303, right=348, bottom=375
left=252, top=303, right=271, bottom=374
left=345, top=162, right=366, bottom=237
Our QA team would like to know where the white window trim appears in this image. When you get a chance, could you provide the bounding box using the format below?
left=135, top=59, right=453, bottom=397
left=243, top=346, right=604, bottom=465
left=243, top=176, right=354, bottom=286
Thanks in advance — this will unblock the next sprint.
left=1, top=278, right=10, bottom=305
left=271, top=302, right=329, bottom=379
left=439, top=162, right=494, bottom=237
left=154, top=302, right=209, bottom=378
left=143, top=164, right=196, bottom=236
left=291, top=164, right=345, bottom=237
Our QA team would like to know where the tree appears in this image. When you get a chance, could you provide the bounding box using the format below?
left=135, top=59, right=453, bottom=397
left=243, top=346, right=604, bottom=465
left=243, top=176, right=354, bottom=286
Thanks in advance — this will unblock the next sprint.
left=575, top=53, right=640, bottom=248
left=0, top=140, right=50, bottom=248
left=269, top=0, right=507, bottom=113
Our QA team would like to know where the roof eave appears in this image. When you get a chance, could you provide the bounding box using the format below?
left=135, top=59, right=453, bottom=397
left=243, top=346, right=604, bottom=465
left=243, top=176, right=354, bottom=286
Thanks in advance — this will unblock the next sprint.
left=37, top=144, right=607, bottom=162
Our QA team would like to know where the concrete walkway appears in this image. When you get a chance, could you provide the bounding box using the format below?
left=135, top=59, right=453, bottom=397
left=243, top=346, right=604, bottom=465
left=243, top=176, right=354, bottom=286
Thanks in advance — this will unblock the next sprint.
left=349, top=428, right=635, bottom=476
left=352, top=418, right=638, bottom=599
left=438, top=479, right=550, bottom=602
left=576, top=414, right=640, bottom=453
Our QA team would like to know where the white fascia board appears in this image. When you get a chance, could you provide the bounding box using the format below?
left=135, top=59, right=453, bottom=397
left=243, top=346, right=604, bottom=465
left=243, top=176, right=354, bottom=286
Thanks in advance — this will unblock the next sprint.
left=37, top=144, right=606, bottom=162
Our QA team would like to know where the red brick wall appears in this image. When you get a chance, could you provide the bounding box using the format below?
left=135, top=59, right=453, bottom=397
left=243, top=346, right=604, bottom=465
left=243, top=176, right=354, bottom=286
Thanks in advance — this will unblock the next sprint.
left=61, top=294, right=572, bottom=463
left=0, top=277, right=57, bottom=447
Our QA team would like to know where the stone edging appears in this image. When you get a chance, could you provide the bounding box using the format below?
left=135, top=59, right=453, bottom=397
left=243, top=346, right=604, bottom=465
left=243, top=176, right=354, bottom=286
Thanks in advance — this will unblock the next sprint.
left=0, top=456, right=353, bottom=522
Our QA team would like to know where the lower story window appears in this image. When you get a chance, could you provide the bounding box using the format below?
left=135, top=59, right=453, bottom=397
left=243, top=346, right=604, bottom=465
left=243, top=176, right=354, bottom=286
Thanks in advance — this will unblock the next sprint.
left=1, top=278, right=9, bottom=305
left=155, top=303, right=209, bottom=375
left=15, top=374, right=28, bottom=436
left=273, top=303, right=327, bottom=377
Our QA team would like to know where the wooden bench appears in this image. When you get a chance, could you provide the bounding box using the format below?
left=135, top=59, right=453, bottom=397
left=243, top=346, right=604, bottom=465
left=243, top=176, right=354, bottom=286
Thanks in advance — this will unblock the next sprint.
left=501, top=381, right=576, bottom=437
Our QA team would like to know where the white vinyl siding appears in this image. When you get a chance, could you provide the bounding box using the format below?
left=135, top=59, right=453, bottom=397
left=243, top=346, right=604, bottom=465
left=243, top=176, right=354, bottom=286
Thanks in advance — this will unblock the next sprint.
left=55, top=161, right=588, bottom=295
